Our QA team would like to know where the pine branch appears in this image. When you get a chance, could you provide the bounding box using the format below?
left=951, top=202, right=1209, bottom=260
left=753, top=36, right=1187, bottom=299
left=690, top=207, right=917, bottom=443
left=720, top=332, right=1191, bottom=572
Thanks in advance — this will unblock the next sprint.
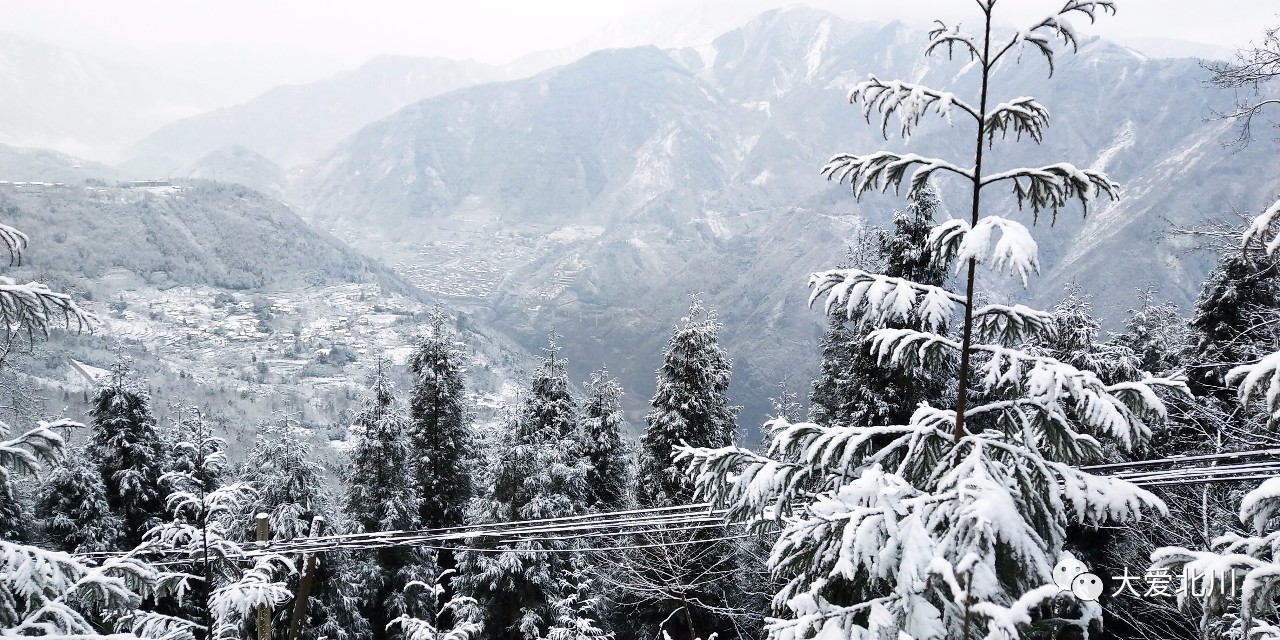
left=984, top=97, right=1050, bottom=144
left=0, top=277, right=96, bottom=341
left=850, top=75, right=978, bottom=140
left=990, top=1, right=1118, bottom=73
left=980, top=163, right=1119, bottom=220
left=930, top=217, right=1040, bottom=285
left=808, top=268, right=963, bottom=331
left=822, top=151, right=973, bottom=201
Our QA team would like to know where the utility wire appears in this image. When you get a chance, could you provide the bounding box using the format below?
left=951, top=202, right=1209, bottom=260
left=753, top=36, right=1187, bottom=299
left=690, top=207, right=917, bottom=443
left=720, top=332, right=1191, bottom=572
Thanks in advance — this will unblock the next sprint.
left=73, top=447, right=1280, bottom=561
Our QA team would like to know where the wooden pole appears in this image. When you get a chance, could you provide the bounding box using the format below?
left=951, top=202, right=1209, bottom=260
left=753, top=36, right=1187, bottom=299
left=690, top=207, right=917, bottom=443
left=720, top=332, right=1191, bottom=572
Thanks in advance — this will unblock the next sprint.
left=286, top=516, right=325, bottom=640
left=256, top=513, right=272, bottom=640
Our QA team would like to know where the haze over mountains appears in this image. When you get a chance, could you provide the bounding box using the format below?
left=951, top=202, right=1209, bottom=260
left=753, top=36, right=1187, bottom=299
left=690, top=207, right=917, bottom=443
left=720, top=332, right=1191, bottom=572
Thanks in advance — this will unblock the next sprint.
left=292, top=8, right=1279, bottom=425
left=0, top=33, right=216, bottom=162
left=0, top=5, right=1274, bottom=433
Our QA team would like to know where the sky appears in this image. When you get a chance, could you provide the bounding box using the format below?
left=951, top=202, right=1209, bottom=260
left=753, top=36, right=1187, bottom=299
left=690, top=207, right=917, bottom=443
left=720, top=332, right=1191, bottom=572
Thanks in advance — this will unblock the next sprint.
left=2, top=0, right=1275, bottom=104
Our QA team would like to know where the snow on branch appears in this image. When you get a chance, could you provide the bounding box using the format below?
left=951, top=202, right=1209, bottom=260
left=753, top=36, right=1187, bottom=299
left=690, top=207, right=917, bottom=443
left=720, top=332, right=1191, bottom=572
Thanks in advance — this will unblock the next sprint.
left=925, top=21, right=981, bottom=61
left=984, top=97, right=1051, bottom=144
left=1048, top=460, right=1167, bottom=526
left=1242, top=199, right=1280, bottom=257
left=867, top=327, right=959, bottom=373
left=1239, top=477, right=1280, bottom=536
left=823, top=151, right=973, bottom=201
left=0, top=222, right=29, bottom=266
left=808, top=268, right=963, bottom=330
left=0, top=424, right=63, bottom=477
left=931, top=217, right=1040, bottom=285
left=977, top=343, right=1184, bottom=451
left=674, top=438, right=802, bottom=521
left=0, top=277, right=96, bottom=341
left=992, top=2, right=1118, bottom=74
left=972, top=304, right=1055, bottom=344
left=980, top=163, right=1119, bottom=221
left=866, top=327, right=1184, bottom=451
left=850, top=75, right=978, bottom=140
left=1228, top=351, right=1280, bottom=428
left=209, top=555, right=293, bottom=622
left=0, top=540, right=177, bottom=637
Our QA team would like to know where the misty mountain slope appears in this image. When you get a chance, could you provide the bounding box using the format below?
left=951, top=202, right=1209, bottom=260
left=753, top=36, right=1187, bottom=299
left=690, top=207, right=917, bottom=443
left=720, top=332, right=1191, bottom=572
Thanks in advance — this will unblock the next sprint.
left=178, top=145, right=287, bottom=198
left=0, top=181, right=406, bottom=294
left=303, top=46, right=737, bottom=226
left=128, top=55, right=504, bottom=168
left=0, top=32, right=213, bottom=162
left=296, top=8, right=1277, bottom=432
left=0, top=144, right=123, bottom=183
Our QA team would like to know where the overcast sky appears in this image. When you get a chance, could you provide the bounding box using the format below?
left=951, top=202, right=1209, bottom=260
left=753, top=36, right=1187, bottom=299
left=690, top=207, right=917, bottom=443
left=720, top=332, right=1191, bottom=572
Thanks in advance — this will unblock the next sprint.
left=3, top=0, right=1276, bottom=104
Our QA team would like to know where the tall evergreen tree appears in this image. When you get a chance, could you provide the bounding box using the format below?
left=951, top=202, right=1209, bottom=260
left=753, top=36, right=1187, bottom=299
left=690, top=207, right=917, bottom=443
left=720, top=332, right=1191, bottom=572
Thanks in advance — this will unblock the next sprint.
left=240, top=414, right=332, bottom=540
left=408, top=309, right=473, bottom=532
left=239, top=415, right=370, bottom=640
left=455, top=334, right=587, bottom=640
left=808, top=185, right=950, bottom=430
left=1114, top=286, right=1186, bottom=376
left=34, top=443, right=122, bottom=554
left=345, top=361, right=424, bottom=640
left=636, top=299, right=737, bottom=508
left=680, top=3, right=1187, bottom=638
left=580, top=368, right=630, bottom=513
left=1184, top=251, right=1280, bottom=403
left=89, top=357, right=167, bottom=549
left=627, top=300, right=751, bottom=640
left=162, top=406, right=225, bottom=499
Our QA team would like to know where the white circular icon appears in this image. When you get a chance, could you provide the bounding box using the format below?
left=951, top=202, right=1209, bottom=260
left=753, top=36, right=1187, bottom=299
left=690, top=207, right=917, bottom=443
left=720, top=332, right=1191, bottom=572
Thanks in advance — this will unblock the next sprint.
left=1053, top=556, right=1088, bottom=591
left=1071, top=572, right=1104, bottom=601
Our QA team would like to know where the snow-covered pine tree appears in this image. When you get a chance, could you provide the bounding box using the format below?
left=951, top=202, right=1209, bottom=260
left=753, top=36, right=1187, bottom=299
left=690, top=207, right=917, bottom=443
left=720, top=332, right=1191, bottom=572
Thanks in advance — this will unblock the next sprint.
left=406, top=308, right=474, bottom=631
left=1034, top=285, right=1140, bottom=384
left=34, top=443, right=123, bottom=554
left=239, top=415, right=332, bottom=541
left=148, top=479, right=294, bottom=640
left=1115, top=287, right=1186, bottom=376
left=345, top=361, right=424, bottom=640
left=625, top=300, right=752, bottom=640
left=148, top=406, right=232, bottom=640
left=548, top=555, right=612, bottom=640
left=580, top=368, right=629, bottom=513
left=389, top=550, right=481, bottom=640
left=455, top=334, right=587, bottom=640
left=636, top=299, right=737, bottom=508
left=1184, top=251, right=1280, bottom=404
left=89, top=356, right=168, bottom=550
left=809, top=185, right=951, bottom=431
left=238, top=414, right=367, bottom=640
left=163, top=406, right=226, bottom=500
left=408, top=309, right=473, bottom=531
left=346, top=361, right=418, bottom=537
left=678, top=3, right=1187, bottom=638
left=768, top=379, right=802, bottom=425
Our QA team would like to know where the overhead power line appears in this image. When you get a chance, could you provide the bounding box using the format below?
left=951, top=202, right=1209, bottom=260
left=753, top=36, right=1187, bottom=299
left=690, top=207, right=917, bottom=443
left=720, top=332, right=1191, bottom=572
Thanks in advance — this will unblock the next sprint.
left=73, top=447, right=1280, bottom=561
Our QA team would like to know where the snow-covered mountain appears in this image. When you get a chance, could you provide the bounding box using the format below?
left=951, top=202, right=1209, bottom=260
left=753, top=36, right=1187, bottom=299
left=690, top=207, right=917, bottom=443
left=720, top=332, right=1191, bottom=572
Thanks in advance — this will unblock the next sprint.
left=127, top=55, right=505, bottom=169
left=295, top=8, right=1280, bottom=432
left=177, top=145, right=287, bottom=198
left=0, top=32, right=214, bottom=163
